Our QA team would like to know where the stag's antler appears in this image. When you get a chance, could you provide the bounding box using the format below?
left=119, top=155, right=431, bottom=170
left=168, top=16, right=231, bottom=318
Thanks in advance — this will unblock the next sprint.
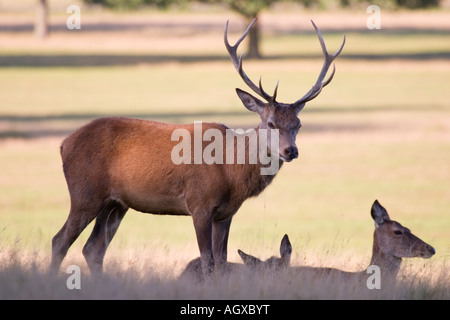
left=224, top=18, right=279, bottom=103
left=224, top=18, right=345, bottom=111
left=292, top=21, right=346, bottom=111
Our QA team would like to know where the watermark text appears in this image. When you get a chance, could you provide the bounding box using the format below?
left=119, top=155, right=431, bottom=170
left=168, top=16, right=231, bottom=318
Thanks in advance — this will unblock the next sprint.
left=171, top=121, right=280, bottom=175
left=367, top=5, right=381, bottom=30
left=66, top=5, right=81, bottom=30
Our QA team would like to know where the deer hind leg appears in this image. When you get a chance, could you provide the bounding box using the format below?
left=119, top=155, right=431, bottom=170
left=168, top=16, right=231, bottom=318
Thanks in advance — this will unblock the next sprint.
left=82, top=200, right=128, bottom=275
left=50, top=201, right=102, bottom=273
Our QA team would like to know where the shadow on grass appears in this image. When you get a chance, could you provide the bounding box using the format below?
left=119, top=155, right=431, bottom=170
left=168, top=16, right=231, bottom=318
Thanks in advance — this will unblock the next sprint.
left=0, top=105, right=408, bottom=140
left=0, top=111, right=248, bottom=123
left=1, top=19, right=449, bottom=67
left=1, top=51, right=450, bottom=67
left=2, top=20, right=450, bottom=35
left=0, top=110, right=248, bottom=140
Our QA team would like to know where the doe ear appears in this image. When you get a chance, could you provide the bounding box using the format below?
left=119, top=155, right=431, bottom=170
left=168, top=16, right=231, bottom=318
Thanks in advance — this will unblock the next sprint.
left=236, top=88, right=265, bottom=114
left=280, top=234, right=292, bottom=258
left=238, top=249, right=262, bottom=266
left=371, top=200, right=391, bottom=227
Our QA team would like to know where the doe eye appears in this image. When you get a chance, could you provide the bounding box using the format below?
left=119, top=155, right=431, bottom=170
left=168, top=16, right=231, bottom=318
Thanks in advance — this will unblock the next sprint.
left=394, top=230, right=403, bottom=236
left=268, top=122, right=275, bottom=129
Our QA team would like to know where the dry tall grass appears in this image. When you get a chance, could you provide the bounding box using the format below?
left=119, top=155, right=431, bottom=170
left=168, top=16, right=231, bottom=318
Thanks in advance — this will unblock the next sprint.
left=1, top=243, right=447, bottom=300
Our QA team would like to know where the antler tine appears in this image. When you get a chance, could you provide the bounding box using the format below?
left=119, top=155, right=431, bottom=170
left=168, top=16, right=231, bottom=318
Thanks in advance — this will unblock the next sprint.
left=224, top=19, right=255, bottom=71
left=293, top=20, right=346, bottom=109
left=259, top=77, right=279, bottom=103
left=224, top=18, right=278, bottom=103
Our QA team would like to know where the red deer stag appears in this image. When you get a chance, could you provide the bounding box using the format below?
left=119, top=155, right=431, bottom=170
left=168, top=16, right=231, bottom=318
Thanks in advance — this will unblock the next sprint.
left=50, top=18, right=345, bottom=277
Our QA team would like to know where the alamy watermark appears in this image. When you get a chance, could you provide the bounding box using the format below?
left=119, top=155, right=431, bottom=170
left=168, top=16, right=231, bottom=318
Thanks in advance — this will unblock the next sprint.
left=367, top=5, right=381, bottom=30
left=66, top=5, right=81, bottom=30
left=366, top=264, right=381, bottom=289
left=66, top=264, right=81, bottom=290
left=170, top=121, right=280, bottom=175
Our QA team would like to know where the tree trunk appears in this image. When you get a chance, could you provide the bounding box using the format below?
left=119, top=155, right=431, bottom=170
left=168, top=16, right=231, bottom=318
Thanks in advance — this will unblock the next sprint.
left=246, top=16, right=262, bottom=59
left=35, top=0, right=48, bottom=38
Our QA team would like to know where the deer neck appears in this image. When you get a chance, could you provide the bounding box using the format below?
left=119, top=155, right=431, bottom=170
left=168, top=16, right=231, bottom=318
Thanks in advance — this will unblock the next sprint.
left=368, top=235, right=402, bottom=281
left=226, top=127, right=284, bottom=199
left=252, top=126, right=284, bottom=192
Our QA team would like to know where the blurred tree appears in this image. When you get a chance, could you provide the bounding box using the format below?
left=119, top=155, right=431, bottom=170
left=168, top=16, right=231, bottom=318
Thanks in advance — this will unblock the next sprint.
left=84, top=0, right=316, bottom=59
left=201, top=0, right=314, bottom=59
left=214, top=0, right=280, bottom=59
left=84, top=0, right=177, bottom=10
left=35, top=0, right=48, bottom=38
left=395, top=0, right=440, bottom=8
left=340, top=0, right=440, bottom=8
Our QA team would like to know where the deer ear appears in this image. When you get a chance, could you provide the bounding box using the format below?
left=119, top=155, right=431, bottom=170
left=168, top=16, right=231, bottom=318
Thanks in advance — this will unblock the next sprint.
left=238, top=249, right=262, bottom=266
left=371, top=200, right=391, bottom=227
left=236, top=88, right=265, bottom=114
left=280, top=234, right=292, bottom=258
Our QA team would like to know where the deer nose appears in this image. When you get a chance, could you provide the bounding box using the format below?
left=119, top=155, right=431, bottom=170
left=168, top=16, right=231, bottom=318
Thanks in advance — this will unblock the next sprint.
left=284, top=146, right=299, bottom=160
left=428, top=245, right=436, bottom=256
left=420, top=244, right=435, bottom=258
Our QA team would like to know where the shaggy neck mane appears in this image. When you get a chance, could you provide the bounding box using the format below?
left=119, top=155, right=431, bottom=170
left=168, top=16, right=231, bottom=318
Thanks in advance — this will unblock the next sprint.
left=224, top=127, right=284, bottom=200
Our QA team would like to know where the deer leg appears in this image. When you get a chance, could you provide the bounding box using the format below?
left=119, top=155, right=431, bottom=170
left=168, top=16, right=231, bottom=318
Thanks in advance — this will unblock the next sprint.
left=212, top=217, right=232, bottom=272
left=82, top=200, right=128, bottom=275
left=50, top=202, right=100, bottom=273
left=192, top=213, right=214, bottom=279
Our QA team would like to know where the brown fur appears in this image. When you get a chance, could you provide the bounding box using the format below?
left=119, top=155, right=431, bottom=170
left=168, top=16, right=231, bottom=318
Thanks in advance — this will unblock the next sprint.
left=180, top=234, right=292, bottom=282
left=51, top=117, right=287, bottom=275
left=51, top=19, right=344, bottom=277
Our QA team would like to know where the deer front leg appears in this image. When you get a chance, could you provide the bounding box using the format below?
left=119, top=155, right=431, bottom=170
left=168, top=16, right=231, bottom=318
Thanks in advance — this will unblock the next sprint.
left=192, top=213, right=214, bottom=278
left=212, top=217, right=232, bottom=272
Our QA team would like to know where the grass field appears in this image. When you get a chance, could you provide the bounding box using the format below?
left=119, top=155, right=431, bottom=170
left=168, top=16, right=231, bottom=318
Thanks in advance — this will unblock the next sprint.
left=0, top=7, right=449, bottom=299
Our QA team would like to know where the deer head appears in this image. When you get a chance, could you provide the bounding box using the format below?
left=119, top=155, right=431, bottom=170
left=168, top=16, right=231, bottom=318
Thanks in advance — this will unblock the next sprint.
left=371, top=200, right=435, bottom=260
left=238, top=234, right=292, bottom=270
left=225, top=18, right=345, bottom=162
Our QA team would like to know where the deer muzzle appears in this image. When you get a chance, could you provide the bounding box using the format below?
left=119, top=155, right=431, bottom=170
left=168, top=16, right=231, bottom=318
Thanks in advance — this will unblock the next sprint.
left=281, top=146, right=299, bottom=162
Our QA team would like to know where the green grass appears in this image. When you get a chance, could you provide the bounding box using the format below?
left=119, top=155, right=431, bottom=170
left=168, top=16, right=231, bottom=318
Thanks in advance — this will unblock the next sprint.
left=264, top=31, right=450, bottom=57
left=1, top=59, right=449, bottom=252
left=0, top=62, right=449, bottom=116
left=0, top=11, right=449, bottom=298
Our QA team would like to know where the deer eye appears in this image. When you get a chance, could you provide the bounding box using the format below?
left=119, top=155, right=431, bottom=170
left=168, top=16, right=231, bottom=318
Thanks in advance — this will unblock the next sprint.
left=268, top=122, right=275, bottom=129
left=394, top=230, right=403, bottom=236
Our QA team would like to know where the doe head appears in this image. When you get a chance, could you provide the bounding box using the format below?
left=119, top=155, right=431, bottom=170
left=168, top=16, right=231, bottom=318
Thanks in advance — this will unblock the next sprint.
left=371, top=200, right=435, bottom=260
left=238, top=234, right=292, bottom=270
